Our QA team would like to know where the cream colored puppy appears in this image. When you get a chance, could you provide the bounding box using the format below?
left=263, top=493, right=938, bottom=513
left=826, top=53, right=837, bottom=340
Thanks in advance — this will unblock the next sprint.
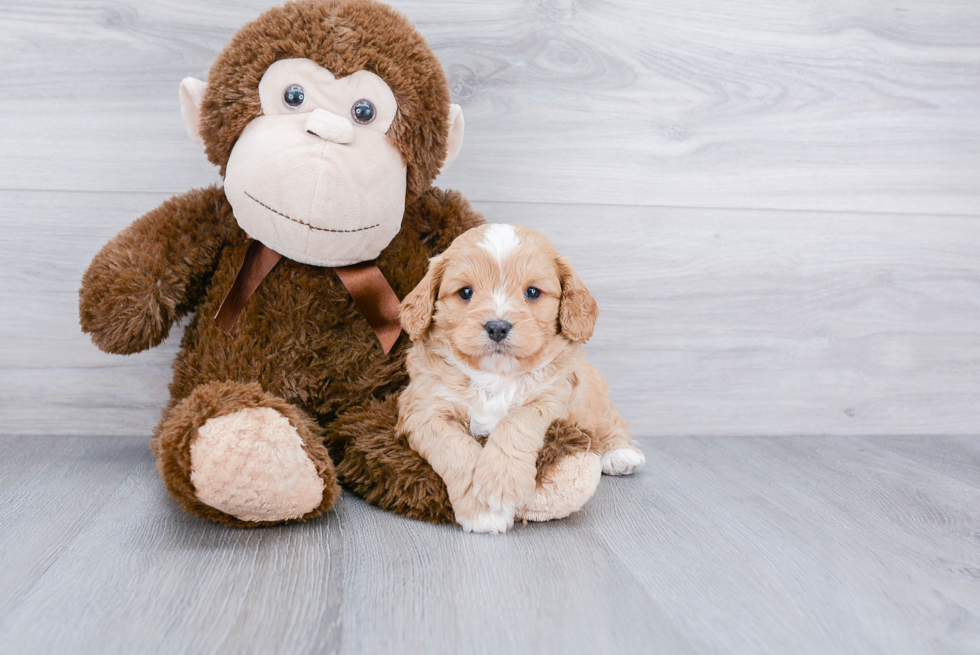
left=397, top=223, right=645, bottom=534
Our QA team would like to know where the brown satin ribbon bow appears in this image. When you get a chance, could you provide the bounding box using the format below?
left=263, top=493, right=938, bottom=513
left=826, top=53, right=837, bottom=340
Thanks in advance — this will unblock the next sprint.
left=214, top=240, right=403, bottom=354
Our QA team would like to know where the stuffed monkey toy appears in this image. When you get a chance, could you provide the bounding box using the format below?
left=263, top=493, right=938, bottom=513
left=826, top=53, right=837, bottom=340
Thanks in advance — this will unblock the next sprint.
left=79, top=0, right=601, bottom=528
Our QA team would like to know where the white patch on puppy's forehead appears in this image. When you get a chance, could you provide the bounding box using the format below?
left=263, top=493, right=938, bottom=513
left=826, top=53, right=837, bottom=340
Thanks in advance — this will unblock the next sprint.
left=479, top=223, right=520, bottom=265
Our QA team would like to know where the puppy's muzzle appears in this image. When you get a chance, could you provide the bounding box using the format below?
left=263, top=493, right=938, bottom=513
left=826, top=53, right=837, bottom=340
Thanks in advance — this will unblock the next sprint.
left=484, top=320, right=511, bottom=343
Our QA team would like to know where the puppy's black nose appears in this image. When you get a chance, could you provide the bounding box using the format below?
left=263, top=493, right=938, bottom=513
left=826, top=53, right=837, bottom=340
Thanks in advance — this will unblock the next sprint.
left=484, top=320, right=511, bottom=343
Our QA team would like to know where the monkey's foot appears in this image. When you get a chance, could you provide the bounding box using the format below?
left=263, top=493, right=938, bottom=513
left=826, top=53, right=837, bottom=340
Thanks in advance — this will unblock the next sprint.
left=516, top=451, right=602, bottom=522
left=190, top=407, right=325, bottom=522
left=154, top=381, right=339, bottom=527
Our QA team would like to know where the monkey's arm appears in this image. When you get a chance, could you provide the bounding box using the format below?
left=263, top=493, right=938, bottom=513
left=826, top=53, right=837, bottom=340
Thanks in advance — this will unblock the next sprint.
left=79, top=185, right=233, bottom=355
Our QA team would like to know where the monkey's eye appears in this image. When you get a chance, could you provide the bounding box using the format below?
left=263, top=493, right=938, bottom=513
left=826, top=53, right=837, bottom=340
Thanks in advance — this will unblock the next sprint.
left=525, top=287, right=541, bottom=300
left=351, top=99, right=376, bottom=125
left=283, top=85, right=306, bottom=109
left=458, top=286, right=473, bottom=301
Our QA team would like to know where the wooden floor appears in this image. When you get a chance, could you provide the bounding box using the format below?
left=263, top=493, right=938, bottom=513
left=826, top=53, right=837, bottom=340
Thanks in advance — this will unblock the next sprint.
left=1, top=0, right=979, bottom=653
left=0, top=434, right=978, bottom=655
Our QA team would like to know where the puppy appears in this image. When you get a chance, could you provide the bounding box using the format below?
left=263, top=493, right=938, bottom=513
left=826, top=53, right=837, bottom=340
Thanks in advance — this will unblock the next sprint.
left=397, top=223, right=645, bottom=534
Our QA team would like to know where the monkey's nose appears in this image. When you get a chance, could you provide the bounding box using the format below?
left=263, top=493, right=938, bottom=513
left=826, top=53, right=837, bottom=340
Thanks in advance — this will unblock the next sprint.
left=484, top=320, right=512, bottom=343
left=306, top=108, right=353, bottom=144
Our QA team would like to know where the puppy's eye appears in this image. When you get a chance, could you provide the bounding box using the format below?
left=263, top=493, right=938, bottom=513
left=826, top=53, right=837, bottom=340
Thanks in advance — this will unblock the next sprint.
left=525, top=286, right=541, bottom=300
left=351, top=99, right=376, bottom=125
left=458, top=286, right=473, bottom=301
left=283, top=85, right=306, bottom=109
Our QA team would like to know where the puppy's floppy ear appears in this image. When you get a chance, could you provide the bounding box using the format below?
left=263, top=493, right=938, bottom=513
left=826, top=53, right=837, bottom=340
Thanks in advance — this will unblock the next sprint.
left=557, top=255, right=599, bottom=343
left=401, top=255, right=447, bottom=341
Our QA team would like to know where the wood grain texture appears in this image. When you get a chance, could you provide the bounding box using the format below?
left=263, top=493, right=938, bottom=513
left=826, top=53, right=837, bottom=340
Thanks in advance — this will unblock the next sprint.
left=0, top=1, right=977, bottom=214
left=587, top=435, right=980, bottom=655
left=1, top=434, right=977, bottom=654
left=4, top=189, right=979, bottom=437
left=0, top=436, right=344, bottom=655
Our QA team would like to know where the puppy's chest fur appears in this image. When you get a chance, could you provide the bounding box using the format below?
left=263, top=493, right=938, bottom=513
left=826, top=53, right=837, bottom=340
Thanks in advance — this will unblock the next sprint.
left=440, top=366, right=566, bottom=438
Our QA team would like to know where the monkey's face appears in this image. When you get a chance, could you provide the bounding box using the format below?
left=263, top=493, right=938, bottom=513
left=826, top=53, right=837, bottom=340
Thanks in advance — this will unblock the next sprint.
left=218, top=58, right=406, bottom=266
left=179, top=1, right=464, bottom=267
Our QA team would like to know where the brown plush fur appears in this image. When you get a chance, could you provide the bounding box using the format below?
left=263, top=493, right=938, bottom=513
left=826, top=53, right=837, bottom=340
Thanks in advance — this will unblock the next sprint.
left=326, top=395, right=597, bottom=524
left=79, top=0, right=594, bottom=527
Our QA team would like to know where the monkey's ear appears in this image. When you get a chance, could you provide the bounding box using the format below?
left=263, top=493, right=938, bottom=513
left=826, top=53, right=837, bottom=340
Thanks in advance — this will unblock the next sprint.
left=179, top=77, right=207, bottom=148
left=441, top=104, right=465, bottom=172
left=401, top=255, right=447, bottom=341
left=557, top=255, right=599, bottom=343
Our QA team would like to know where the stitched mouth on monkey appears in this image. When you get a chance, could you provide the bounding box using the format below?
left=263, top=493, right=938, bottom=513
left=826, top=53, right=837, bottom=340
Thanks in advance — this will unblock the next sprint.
left=242, top=190, right=381, bottom=235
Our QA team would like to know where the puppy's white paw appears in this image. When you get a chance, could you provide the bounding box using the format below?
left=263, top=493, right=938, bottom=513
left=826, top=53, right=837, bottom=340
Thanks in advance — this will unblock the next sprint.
left=454, top=493, right=515, bottom=534
left=458, top=505, right=515, bottom=534
left=601, top=447, right=646, bottom=476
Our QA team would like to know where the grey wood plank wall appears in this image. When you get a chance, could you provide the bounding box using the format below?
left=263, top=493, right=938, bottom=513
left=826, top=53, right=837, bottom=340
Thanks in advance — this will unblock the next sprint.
left=0, top=0, right=978, bottom=437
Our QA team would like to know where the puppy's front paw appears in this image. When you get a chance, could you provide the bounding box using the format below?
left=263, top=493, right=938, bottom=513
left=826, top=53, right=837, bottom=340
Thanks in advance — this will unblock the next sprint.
left=471, top=445, right=537, bottom=513
left=452, top=490, right=514, bottom=534
left=601, top=446, right=646, bottom=476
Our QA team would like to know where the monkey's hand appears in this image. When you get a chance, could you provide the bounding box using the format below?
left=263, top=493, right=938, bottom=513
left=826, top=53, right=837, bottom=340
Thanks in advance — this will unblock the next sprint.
left=79, top=186, right=231, bottom=354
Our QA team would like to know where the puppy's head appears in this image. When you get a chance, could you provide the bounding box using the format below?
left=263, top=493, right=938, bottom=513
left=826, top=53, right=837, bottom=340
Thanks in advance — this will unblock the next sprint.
left=401, top=224, right=599, bottom=373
